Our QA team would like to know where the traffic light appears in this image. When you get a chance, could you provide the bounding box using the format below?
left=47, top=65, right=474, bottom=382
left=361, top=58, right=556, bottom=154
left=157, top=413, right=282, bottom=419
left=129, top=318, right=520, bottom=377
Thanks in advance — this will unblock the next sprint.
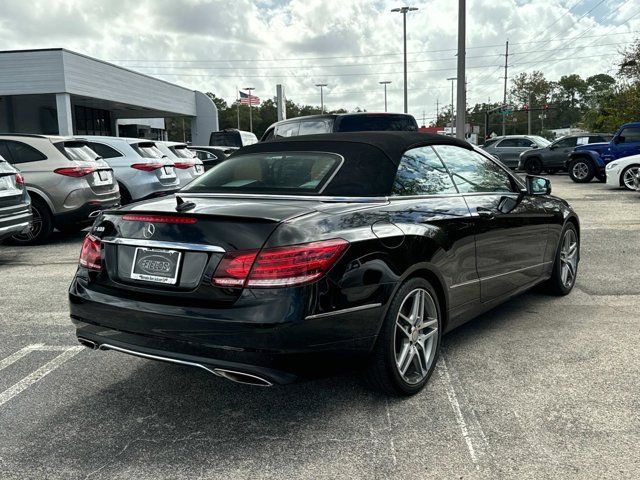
left=523, top=104, right=529, bottom=111
left=544, top=104, right=550, bottom=110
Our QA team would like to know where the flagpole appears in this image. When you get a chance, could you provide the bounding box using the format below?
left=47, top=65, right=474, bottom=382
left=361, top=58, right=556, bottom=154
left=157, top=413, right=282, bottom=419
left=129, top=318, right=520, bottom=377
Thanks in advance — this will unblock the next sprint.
left=245, top=87, right=255, bottom=133
left=236, top=86, right=240, bottom=130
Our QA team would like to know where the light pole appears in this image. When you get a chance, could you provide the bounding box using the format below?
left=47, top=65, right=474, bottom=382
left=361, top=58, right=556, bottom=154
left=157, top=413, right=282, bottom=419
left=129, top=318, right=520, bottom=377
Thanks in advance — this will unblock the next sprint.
left=244, top=87, right=255, bottom=132
left=315, top=83, right=327, bottom=113
left=455, top=0, right=466, bottom=140
left=379, top=81, right=392, bottom=112
left=391, top=6, right=418, bottom=114
left=447, top=77, right=456, bottom=136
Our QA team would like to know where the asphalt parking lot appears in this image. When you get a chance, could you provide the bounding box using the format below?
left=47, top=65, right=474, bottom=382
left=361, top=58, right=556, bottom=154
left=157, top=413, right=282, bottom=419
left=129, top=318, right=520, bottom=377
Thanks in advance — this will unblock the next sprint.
left=1, top=174, right=639, bottom=479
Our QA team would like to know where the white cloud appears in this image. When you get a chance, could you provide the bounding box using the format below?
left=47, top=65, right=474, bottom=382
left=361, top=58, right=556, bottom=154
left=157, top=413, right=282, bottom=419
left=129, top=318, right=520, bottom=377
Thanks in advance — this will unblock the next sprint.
left=0, top=0, right=637, bottom=123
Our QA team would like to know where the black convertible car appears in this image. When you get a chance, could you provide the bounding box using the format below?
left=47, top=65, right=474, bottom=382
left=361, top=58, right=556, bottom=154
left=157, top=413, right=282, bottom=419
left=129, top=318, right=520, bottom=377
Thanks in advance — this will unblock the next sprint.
left=69, top=132, right=580, bottom=396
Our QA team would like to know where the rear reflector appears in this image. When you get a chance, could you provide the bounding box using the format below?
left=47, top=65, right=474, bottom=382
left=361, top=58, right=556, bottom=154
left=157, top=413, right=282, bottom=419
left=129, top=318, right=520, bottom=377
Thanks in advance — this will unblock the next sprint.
left=54, top=166, right=97, bottom=177
left=212, top=239, right=349, bottom=288
left=173, top=161, right=196, bottom=169
left=131, top=163, right=164, bottom=171
left=122, top=214, right=197, bottom=224
left=15, top=173, right=25, bottom=185
left=79, top=234, right=102, bottom=271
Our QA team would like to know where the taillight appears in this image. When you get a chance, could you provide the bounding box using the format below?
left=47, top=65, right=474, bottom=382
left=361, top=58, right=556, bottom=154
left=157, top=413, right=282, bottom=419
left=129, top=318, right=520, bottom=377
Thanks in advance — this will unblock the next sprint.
left=122, top=214, right=197, bottom=224
left=15, top=173, right=25, bottom=185
left=79, top=234, right=102, bottom=271
left=173, top=161, right=196, bottom=169
left=212, top=239, right=349, bottom=288
left=131, top=163, right=164, bottom=171
left=54, top=166, right=97, bottom=177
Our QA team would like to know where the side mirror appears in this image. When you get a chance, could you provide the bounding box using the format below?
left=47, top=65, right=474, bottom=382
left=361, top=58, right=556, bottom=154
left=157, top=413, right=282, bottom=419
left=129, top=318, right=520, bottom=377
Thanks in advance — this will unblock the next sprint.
left=525, top=175, right=551, bottom=195
left=614, top=136, right=624, bottom=144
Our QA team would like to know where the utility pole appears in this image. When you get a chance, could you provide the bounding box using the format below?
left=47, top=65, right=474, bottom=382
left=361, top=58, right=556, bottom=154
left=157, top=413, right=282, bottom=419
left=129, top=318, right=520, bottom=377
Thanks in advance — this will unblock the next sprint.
left=455, top=0, right=466, bottom=140
left=527, top=92, right=532, bottom=135
left=236, top=85, right=240, bottom=129
left=315, top=83, right=327, bottom=113
left=244, top=87, right=255, bottom=132
left=422, top=110, right=426, bottom=126
left=447, top=77, right=456, bottom=136
left=379, top=81, right=391, bottom=112
left=391, top=6, right=418, bottom=113
left=435, top=98, right=439, bottom=124
left=502, top=40, right=509, bottom=136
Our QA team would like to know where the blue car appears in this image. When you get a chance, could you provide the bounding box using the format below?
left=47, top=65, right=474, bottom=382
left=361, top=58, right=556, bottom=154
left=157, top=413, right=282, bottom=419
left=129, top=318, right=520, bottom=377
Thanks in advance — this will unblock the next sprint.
left=567, top=122, right=640, bottom=183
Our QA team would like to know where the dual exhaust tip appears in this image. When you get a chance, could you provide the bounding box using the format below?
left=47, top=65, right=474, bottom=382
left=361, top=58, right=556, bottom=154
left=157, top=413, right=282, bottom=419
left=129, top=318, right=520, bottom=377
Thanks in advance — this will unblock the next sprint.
left=77, top=337, right=273, bottom=387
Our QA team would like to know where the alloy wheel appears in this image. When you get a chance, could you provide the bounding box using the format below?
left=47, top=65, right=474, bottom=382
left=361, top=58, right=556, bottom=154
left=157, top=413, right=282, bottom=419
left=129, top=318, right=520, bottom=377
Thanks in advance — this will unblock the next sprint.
left=12, top=205, right=42, bottom=242
left=622, top=166, right=640, bottom=190
left=393, top=288, right=439, bottom=385
left=572, top=162, right=589, bottom=180
left=560, top=229, right=578, bottom=289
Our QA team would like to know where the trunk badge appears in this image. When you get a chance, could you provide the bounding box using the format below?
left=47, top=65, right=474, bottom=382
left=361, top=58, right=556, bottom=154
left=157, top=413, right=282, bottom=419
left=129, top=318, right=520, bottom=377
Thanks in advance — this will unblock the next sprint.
left=143, top=223, right=156, bottom=239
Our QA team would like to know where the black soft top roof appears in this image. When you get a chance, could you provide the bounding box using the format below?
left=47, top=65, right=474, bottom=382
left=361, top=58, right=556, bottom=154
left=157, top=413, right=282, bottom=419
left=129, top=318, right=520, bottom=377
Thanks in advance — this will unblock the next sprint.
left=238, top=132, right=472, bottom=166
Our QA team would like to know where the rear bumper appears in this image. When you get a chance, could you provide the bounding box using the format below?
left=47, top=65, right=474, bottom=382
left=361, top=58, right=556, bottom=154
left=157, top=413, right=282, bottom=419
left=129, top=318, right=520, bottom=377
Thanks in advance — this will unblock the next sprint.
left=69, top=277, right=384, bottom=384
left=0, top=208, right=32, bottom=240
left=54, top=199, right=120, bottom=226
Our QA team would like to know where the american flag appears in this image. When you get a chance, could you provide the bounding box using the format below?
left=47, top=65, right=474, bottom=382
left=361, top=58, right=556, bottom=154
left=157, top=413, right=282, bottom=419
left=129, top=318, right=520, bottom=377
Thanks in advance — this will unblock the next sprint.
left=239, top=91, right=260, bottom=105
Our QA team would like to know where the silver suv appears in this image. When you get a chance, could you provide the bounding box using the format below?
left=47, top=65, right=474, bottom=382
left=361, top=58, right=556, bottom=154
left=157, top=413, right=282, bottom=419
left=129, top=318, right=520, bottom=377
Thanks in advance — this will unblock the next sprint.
left=0, top=135, right=119, bottom=244
left=79, top=136, right=180, bottom=205
left=481, top=135, right=551, bottom=168
left=155, top=141, right=204, bottom=187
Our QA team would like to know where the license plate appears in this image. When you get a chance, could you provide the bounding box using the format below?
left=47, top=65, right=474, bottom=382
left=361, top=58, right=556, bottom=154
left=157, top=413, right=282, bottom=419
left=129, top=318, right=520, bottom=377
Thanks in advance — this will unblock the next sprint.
left=131, top=247, right=181, bottom=284
left=93, top=170, right=112, bottom=186
left=161, top=166, right=175, bottom=178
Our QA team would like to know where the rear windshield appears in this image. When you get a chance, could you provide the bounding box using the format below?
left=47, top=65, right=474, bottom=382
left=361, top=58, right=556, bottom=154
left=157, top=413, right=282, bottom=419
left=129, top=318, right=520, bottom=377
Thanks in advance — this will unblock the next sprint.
left=209, top=131, right=241, bottom=147
left=170, top=146, right=196, bottom=158
left=133, top=143, right=165, bottom=159
left=56, top=141, right=98, bottom=162
left=335, top=114, right=418, bottom=132
left=183, top=152, right=342, bottom=194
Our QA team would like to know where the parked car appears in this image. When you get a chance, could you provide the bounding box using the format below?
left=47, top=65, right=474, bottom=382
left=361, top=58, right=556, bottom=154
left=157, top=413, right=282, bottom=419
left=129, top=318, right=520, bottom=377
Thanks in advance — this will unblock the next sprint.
left=481, top=135, right=551, bottom=168
left=518, top=133, right=613, bottom=174
left=0, top=135, right=119, bottom=244
left=567, top=122, right=640, bottom=183
left=260, top=112, right=419, bottom=141
left=190, top=146, right=234, bottom=171
left=604, top=154, right=640, bottom=190
left=0, top=154, right=32, bottom=241
left=79, top=136, right=180, bottom=205
left=209, top=129, right=258, bottom=148
left=70, top=132, right=580, bottom=396
left=155, top=141, right=204, bottom=186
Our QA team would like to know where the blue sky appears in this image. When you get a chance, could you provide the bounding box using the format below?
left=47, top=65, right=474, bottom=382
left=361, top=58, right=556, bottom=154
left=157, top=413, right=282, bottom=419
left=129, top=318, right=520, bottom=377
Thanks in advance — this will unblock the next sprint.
left=0, top=0, right=638, bottom=122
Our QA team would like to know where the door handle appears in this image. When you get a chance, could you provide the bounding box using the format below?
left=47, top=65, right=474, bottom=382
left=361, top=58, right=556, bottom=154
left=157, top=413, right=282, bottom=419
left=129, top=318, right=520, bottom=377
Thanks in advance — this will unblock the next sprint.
left=476, top=207, right=495, bottom=219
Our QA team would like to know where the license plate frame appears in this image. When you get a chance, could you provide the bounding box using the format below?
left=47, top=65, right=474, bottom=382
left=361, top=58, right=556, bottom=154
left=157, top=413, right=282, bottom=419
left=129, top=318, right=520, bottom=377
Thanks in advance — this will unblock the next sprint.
left=161, top=166, right=175, bottom=178
left=130, top=247, right=182, bottom=285
left=93, top=170, right=112, bottom=186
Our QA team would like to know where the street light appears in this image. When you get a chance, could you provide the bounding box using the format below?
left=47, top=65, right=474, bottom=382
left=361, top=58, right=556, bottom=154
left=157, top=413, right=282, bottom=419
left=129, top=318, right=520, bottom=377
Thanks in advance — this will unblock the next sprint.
left=315, top=83, right=327, bottom=113
left=379, top=81, right=392, bottom=112
left=391, top=6, right=418, bottom=114
left=244, top=87, right=255, bottom=133
left=446, top=77, right=456, bottom=136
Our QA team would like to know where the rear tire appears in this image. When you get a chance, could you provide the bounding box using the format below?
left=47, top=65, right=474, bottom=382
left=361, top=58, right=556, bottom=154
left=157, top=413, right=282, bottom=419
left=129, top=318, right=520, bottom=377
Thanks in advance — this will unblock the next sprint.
left=545, top=223, right=579, bottom=296
left=568, top=158, right=594, bottom=183
left=8, top=199, right=54, bottom=245
left=525, top=157, right=543, bottom=175
left=365, top=278, right=442, bottom=396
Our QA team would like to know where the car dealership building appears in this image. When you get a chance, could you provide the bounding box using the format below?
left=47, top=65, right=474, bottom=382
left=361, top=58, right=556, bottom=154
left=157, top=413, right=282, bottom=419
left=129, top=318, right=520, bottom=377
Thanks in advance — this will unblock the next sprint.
left=0, top=48, right=218, bottom=145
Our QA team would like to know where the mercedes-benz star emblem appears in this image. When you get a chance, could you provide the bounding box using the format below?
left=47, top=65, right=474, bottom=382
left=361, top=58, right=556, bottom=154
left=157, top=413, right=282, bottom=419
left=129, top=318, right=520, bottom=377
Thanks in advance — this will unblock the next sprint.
left=143, top=223, right=156, bottom=239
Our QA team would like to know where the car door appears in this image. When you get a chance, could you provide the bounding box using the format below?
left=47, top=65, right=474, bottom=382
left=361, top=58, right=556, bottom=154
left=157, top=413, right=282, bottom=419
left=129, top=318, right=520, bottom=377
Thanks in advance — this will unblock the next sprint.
left=433, top=145, right=551, bottom=302
left=548, top=137, right=577, bottom=167
left=493, top=138, right=521, bottom=167
left=615, top=126, right=640, bottom=158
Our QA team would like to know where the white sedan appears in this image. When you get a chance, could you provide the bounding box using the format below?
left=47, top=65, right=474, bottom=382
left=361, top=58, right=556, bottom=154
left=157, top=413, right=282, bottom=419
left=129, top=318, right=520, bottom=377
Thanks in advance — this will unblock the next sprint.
left=605, top=155, right=640, bottom=191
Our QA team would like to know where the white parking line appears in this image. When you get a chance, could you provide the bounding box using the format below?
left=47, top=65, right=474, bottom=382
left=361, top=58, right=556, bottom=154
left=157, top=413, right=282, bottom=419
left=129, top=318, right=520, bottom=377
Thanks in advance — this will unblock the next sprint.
left=0, top=346, right=83, bottom=407
left=0, top=344, right=44, bottom=372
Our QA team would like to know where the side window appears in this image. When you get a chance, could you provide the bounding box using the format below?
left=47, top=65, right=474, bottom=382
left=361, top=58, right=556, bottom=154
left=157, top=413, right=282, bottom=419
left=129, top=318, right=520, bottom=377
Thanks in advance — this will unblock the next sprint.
left=483, top=139, right=499, bottom=148
left=589, top=135, right=609, bottom=143
left=299, top=120, right=331, bottom=135
left=0, top=142, right=13, bottom=163
left=519, top=139, right=535, bottom=148
left=5, top=141, right=46, bottom=164
left=434, top=145, right=514, bottom=194
left=262, top=128, right=275, bottom=142
left=274, top=122, right=300, bottom=138
left=496, top=138, right=519, bottom=148
left=576, top=137, right=589, bottom=146
left=89, top=142, right=122, bottom=159
left=619, top=127, right=640, bottom=142
left=554, top=137, right=577, bottom=148
left=392, top=146, right=457, bottom=196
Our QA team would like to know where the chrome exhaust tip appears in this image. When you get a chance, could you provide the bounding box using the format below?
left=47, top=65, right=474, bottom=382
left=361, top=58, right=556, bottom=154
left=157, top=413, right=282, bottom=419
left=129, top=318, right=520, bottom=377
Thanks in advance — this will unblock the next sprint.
left=77, top=337, right=98, bottom=350
left=214, top=368, right=273, bottom=387
left=88, top=210, right=102, bottom=218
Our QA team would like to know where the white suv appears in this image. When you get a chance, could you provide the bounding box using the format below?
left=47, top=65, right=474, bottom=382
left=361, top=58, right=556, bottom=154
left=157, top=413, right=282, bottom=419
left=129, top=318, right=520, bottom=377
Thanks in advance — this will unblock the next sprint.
left=155, top=141, right=204, bottom=187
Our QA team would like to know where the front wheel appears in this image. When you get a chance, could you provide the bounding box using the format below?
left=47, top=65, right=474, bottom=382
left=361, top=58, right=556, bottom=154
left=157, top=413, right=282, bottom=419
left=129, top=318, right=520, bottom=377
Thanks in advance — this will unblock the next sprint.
left=525, top=157, right=543, bottom=175
left=568, top=158, right=594, bottom=183
left=545, top=223, right=579, bottom=296
left=621, top=165, right=640, bottom=191
left=365, top=278, right=441, bottom=396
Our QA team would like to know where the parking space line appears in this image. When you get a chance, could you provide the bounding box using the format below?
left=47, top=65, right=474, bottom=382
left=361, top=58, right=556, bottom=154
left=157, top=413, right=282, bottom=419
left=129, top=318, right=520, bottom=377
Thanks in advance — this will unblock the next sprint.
left=0, top=344, right=45, bottom=372
left=0, top=346, right=83, bottom=408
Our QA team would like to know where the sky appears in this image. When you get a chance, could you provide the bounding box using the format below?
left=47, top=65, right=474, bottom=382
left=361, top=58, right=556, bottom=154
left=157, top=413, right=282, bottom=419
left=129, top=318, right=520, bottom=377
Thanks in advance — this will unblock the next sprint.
left=0, top=0, right=638, bottom=124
